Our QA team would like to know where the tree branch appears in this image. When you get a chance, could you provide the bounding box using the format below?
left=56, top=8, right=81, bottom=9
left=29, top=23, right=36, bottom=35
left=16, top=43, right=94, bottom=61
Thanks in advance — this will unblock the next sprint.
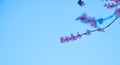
left=89, top=17, right=119, bottom=33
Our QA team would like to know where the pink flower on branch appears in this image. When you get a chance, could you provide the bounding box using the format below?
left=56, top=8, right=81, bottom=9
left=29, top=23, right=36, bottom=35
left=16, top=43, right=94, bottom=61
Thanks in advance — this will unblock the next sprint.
left=76, top=14, right=98, bottom=28
left=70, top=33, right=77, bottom=41
left=59, top=33, right=78, bottom=43
left=64, top=36, right=70, bottom=42
left=76, top=13, right=87, bottom=21
left=114, top=8, right=120, bottom=17
left=76, top=32, right=82, bottom=38
left=84, top=29, right=91, bottom=36
left=59, top=37, right=65, bottom=43
left=97, top=27, right=105, bottom=32
left=87, top=17, right=97, bottom=28
left=104, top=3, right=117, bottom=9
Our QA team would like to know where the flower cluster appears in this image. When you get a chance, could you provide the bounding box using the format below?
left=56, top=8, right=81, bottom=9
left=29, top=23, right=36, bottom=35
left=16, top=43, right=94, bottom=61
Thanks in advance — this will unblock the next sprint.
left=59, top=33, right=82, bottom=43
left=103, top=0, right=120, bottom=17
left=115, top=8, right=120, bottom=17
left=59, top=0, right=120, bottom=43
left=76, top=13, right=97, bottom=28
left=104, top=3, right=117, bottom=9
left=59, top=27, right=104, bottom=43
left=76, top=13, right=115, bottom=27
left=103, top=0, right=120, bottom=9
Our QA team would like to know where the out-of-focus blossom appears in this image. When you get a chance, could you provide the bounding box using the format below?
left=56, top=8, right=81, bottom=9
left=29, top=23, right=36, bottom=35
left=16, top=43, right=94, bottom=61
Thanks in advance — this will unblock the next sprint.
left=103, top=0, right=120, bottom=4
left=80, top=13, right=87, bottom=21
left=114, top=8, right=120, bottom=17
left=77, top=0, right=85, bottom=7
left=85, top=29, right=91, bottom=36
left=76, top=13, right=98, bottom=28
left=59, top=37, right=65, bottom=43
left=111, top=0, right=120, bottom=4
left=97, top=27, right=105, bottom=32
left=76, top=13, right=87, bottom=21
left=64, top=36, right=70, bottom=42
left=76, top=32, right=82, bottom=38
left=104, top=3, right=117, bottom=9
left=70, top=33, right=77, bottom=41
left=87, top=17, right=97, bottom=27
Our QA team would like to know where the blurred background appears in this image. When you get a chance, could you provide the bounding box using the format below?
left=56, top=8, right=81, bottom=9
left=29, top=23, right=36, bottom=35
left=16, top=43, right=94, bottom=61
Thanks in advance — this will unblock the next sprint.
left=0, top=0, right=120, bottom=65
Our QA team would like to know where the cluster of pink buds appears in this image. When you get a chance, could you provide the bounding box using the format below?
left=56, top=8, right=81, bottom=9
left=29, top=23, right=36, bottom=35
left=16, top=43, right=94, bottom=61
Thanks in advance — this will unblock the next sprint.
left=115, top=8, right=120, bottom=17
left=59, top=33, right=82, bottom=43
left=104, top=0, right=120, bottom=9
left=76, top=13, right=97, bottom=28
left=103, top=0, right=120, bottom=17
left=59, top=27, right=104, bottom=43
left=104, top=3, right=117, bottom=9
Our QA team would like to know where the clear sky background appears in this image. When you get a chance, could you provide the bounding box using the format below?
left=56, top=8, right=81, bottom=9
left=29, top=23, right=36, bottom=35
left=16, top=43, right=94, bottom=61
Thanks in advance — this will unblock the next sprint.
left=0, top=0, right=120, bottom=65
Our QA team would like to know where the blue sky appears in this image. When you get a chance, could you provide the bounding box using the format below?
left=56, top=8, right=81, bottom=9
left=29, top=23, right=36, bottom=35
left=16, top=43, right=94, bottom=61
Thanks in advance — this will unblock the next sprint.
left=0, top=0, right=120, bottom=65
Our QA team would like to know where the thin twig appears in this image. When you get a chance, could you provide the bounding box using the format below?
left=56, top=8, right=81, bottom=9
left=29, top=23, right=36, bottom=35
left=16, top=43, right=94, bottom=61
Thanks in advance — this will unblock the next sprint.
left=82, top=17, right=119, bottom=35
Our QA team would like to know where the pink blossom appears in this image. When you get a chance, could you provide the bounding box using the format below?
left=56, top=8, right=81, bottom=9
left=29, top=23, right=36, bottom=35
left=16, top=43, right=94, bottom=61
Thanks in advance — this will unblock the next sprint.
left=87, top=17, right=97, bottom=27
left=85, top=29, right=91, bottom=36
left=97, top=27, right=105, bottom=32
left=80, top=13, right=87, bottom=21
left=104, top=3, right=111, bottom=8
left=76, top=32, right=82, bottom=38
left=114, top=8, right=120, bottom=17
left=59, top=37, right=65, bottom=43
left=76, top=13, right=87, bottom=21
left=104, top=3, right=117, bottom=9
left=70, top=33, right=77, bottom=41
left=64, top=36, right=70, bottom=42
